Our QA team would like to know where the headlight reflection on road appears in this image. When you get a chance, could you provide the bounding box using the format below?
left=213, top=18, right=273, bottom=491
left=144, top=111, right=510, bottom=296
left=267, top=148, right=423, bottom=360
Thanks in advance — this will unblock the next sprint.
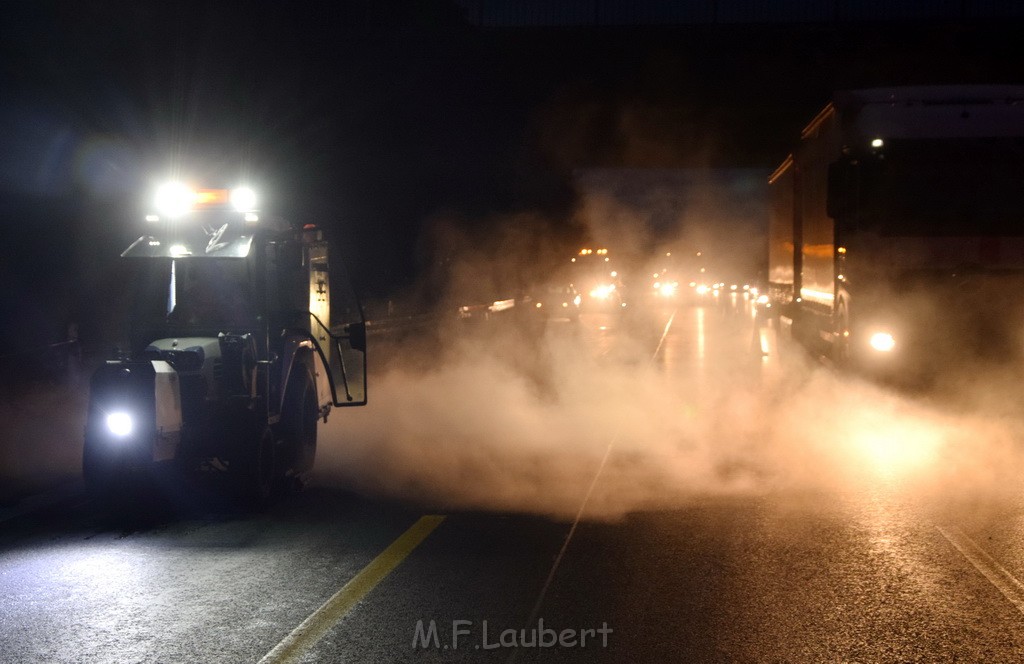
left=845, top=406, right=943, bottom=477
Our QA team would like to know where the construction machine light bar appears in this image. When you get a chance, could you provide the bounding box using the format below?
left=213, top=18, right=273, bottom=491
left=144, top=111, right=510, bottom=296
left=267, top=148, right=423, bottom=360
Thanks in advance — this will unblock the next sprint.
left=151, top=182, right=258, bottom=219
left=578, top=248, right=609, bottom=256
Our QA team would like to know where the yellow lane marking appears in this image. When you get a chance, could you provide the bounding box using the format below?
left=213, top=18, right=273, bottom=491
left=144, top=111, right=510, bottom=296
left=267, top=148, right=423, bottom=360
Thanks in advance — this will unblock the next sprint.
left=937, top=525, right=1024, bottom=616
left=259, top=515, right=446, bottom=664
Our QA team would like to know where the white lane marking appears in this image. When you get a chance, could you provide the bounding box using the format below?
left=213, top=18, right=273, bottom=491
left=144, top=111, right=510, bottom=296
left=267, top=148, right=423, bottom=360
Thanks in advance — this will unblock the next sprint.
left=936, top=525, right=1024, bottom=616
left=518, top=310, right=678, bottom=640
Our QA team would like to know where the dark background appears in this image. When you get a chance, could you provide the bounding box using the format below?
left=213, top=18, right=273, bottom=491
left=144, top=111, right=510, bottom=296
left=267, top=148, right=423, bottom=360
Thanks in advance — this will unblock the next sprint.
left=2, top=0, right=1024, bottom=355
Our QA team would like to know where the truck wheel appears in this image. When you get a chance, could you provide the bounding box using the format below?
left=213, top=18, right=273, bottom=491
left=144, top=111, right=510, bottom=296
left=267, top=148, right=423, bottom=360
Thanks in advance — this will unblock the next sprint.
left=834, top=302, right=852, bottom=369
left=242, top=425, right=276, bottom=508
left=283, top=363, right=318, bottom=476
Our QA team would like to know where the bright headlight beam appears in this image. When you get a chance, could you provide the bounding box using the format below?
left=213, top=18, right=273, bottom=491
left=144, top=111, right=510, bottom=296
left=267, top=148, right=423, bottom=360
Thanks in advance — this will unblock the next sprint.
left=105, top=412, right=133, bottom=437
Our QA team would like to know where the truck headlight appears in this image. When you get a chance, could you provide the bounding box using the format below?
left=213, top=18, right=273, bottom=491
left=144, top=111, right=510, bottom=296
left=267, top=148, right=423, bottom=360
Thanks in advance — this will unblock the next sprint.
left=105, top=411, right=134, bottom=437
left=869, top=331, right=896, bottom=353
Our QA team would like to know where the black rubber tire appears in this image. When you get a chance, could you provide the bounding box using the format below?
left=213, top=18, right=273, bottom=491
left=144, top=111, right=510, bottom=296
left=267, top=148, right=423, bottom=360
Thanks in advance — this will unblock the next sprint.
left=283, top=362, right=318, bottom=476
left=833, top=302, right=852, bottom=370
left=241, top=424, right=276, bottom=509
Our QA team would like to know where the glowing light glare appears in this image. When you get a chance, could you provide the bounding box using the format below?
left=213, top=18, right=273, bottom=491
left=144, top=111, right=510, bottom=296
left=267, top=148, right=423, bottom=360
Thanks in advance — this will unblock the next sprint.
left=695, top=284, right=709, bottom=295
left=847, top=411, right=942, bottom=476
left=756, top=294, right=769, bottom=305
left=590, top=284, right=616, bottom=299
left=871, top=138, right=884, bottom=149
left=154, top=182, right=196, bottom=218
left=231, top=186, right=257, bottom=212
left=169, top=244, right=189, bottom=257
left=105, top=411, right=133, bottom=437
left=659, top=282, right=677, bottom=297
left=869, top=332, right=896, bottom=352
left=535, top=302, right=543, bottom=308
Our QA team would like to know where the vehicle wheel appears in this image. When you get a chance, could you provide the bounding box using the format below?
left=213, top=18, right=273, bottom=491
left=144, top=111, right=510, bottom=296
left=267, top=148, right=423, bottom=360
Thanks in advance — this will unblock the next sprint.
left=241, top=424, right=276, bottom=509
left=83, top=442, right=126, bottom=498
left=833, top=302, right=852, bottom=369
left=283, top=363, right=318, bottom=476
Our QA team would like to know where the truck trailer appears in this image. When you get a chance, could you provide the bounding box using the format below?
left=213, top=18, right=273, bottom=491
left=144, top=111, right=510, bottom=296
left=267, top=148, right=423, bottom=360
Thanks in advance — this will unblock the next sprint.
left=83, top=183, right=367, bottom=505
left=768, top=85, right=1024, bottom=376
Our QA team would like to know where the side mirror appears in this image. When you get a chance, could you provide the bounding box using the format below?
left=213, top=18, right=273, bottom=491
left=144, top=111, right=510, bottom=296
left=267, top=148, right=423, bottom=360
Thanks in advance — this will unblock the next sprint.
left=346, top=321, right=366, bottom=353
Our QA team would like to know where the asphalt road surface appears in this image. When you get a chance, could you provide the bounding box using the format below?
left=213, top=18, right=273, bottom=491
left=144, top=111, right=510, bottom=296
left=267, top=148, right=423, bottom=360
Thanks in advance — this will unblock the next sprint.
left=5, top=292, right=1024, bottom=662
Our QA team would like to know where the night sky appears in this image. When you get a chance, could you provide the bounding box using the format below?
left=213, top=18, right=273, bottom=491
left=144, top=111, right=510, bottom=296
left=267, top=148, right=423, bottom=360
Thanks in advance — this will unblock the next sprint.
left=2, top=0, right=1023, bottom=353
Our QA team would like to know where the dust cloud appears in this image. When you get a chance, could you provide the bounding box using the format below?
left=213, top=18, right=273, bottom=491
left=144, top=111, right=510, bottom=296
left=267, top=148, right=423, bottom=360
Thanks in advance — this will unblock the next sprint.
left=315, top=206, right=1024, bottom=522
left=316, top=311, right=1024, bottom=522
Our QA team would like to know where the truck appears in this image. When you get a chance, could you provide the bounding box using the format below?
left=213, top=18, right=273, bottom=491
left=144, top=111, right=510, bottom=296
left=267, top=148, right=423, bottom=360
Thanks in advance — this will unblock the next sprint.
left=768, top=85, right=1024, bottom=376
left=83, top=183, right=367, bottom=504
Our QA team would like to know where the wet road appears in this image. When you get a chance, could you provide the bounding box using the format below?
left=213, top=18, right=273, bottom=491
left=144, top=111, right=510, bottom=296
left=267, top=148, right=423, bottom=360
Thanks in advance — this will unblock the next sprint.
left=4, top=293, right=1024, bottom=662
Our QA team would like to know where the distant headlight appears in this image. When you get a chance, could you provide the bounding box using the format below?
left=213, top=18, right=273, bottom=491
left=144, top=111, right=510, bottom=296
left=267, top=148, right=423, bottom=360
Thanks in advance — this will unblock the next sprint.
left=659, top=282, right=677, bottom=297
left=695, top=284, right=709, bottom=295
left=756, top=294, right=769, bottom=305
left=105, top=411, right=134, bottom=437
left=869, top=332, right=896, bottom=352
left=590, top=284, right=615, bottom=299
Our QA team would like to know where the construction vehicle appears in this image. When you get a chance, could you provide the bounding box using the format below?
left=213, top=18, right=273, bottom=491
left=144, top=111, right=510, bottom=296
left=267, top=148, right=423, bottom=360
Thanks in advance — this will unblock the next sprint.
left=768, top=85, right=1024, bottom=375
left=83, top=182, right=367, bottom=503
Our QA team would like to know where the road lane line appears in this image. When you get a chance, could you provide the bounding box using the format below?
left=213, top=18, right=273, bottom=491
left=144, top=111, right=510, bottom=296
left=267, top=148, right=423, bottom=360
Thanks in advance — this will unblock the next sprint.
left=936, top=525, right=1024, bottom=616
left=259, top=514, right=446, bottom=664
left=519, top=310, right=678, bottom=640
